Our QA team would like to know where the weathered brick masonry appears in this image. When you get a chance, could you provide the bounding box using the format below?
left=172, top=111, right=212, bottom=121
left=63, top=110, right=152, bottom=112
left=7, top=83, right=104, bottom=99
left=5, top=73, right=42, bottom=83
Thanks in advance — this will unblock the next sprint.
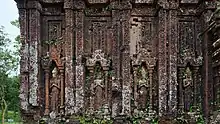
left=15, top=0, right=220, bottom=123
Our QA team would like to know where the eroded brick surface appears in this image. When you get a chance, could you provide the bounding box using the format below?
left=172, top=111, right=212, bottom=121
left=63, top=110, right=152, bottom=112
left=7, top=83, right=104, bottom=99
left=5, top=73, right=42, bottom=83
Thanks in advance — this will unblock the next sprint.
left=15, top=0, right=220, bottom=123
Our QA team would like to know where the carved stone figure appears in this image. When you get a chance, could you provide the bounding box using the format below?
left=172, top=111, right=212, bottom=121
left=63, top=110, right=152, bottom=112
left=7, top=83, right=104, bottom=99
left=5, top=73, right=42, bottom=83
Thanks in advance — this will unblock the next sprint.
left=50, top=67, right=60, bottom=118
left=138, top=65, right=149, bottom=86
left=138, top=65, right=150, bottom=110
left=183, top=67, right=193, bottom=112
left=93, top=63, right=104, bottom=110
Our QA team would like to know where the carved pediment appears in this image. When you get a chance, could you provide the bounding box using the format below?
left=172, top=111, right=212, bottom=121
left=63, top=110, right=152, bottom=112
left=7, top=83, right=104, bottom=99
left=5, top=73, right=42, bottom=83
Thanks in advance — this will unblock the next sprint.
left=41, top=45, right=65, bottom=69
left=93, top=79, right=104, bottom=89
left=132, top=48, right=157, bottom=69
left=179, top=48, right=202, bottom=67
left=86, top=50, right=110, bottom=68
left=50, top=45, right=65, bottom=67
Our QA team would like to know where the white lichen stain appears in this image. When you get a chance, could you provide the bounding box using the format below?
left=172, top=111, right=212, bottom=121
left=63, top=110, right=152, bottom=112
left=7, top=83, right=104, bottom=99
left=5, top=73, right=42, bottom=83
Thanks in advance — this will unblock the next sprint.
left=122, top=85, right=130, bottom=115
left=65, top=58, right=75, bottom=115
left=28, top=42, right=38, bottom=106
left=74, top=65, right=84, bottom=113
left=21, top=44, right=29, bottom=71
left=19, top=93, right=28, bottom=111
left=65, top=87, right=75, bottom=115
left=20, top=44, right=29, bottom=110
left=111, top=102, right=118, bottom=117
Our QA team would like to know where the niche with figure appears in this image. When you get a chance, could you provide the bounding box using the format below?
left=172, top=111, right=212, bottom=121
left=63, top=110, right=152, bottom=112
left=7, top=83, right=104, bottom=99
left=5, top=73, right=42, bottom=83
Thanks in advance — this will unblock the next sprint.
left=93, top=62, right=105, bottom=110
left=131, top=48, right=157, bottom=113
left=137, top=63, right=150, bottom=110
left=178, top=64, right=199, bottom=113
left=85, top=50, right=111, bottom=115
left=183, top=66, right=193, bottom=112
left=49, top=62, right=61, bottom=118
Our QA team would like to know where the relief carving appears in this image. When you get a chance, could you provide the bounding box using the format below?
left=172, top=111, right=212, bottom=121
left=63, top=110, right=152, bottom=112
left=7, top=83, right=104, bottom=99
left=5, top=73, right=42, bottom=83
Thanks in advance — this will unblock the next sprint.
left=183, top=67, right=193, bottom=112
left=137, top=65, right=150, bottom=110
left=49, top=67, right=61, bottom=118
left=93, top=63, right=104, bottom=110
left=86, top=50, right=111, bottom=116
left=17, top=0, right=215, bottom=122
left=40, top=20, right=65, bottom=117
left=132, top=48, right=157, bottom=118
left=178, top=47, right=201, bottom=117
left=179, top=47, right=202, bottom=67
left=138, top=65, right=149, bottom=87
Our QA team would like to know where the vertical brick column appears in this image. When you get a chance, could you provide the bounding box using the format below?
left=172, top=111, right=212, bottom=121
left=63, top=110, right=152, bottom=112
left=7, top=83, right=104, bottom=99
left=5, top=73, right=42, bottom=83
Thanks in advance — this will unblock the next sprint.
left=119, top=8, right=132, bottom=115
left=64, top=0, right=75, bottom=115
left=112, top=1, right=132, bottom=116
left=111, top=9, right=122, bottom=117
left=158, top=6, right=168, bottom=116
left=27, top=0, right=42, bottom=107
left=73, top=0, right=85, bottom=113
left=201, top=4, right=215, bottom=120
left=167, top=8, right=178, bottom=116
left=17, top=2, right=29, bottom=111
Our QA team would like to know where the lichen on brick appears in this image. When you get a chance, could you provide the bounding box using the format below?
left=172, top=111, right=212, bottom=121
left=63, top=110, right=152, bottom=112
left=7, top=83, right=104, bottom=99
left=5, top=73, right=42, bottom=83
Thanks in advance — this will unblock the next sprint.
left=28, top=42, right=39, bottom=106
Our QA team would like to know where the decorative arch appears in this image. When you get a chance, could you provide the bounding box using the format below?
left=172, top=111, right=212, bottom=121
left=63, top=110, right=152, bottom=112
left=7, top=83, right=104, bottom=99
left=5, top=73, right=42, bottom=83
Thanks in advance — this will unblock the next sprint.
left=49, top=45, right=65, bottom=69
left=177, top=47, right=201, bottom=115
left=132, top=48, right=157, bottom=69
left=86, top=49, right=110, bottom=70
left=131, top=48, right=157, bottom=115
left=178, top=47, right=203, bottom=67
left=41, top=44, right=65, bottom=116
left=85, top=50, right=111, bottom=116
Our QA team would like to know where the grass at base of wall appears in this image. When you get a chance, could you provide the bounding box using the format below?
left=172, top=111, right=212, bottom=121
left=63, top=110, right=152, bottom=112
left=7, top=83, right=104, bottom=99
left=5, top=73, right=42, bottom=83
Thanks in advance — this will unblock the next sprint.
left=0, top=122, right=23, bottom=124
left=0, top=111, right=22, bottom=123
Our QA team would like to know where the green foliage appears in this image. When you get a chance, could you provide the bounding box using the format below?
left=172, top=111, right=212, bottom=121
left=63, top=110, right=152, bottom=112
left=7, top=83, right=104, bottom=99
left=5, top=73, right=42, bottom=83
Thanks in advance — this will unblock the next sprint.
left=196, top=115, right=205, bottom=124
left=151, top=117, right=158, bottom=124
left=0, top=20, right=21, bottom=123
left=130, top=116, right=141, bottom=124
left=43, top=38, right=63, bottom=45
left=72, top=115, right=113, bottom=124
left=0, top=26, right=18, bottom=74
left=44, top=40, right=57, bottom=45
left=5, top=76, right=20, bottom=112
left=0, top=111, right=21, bottom=122
left=10, top=20, right=20, bottom=29
left=128, top=116, right=158, bottom=124
left=39, top=118, right=47, bottom=124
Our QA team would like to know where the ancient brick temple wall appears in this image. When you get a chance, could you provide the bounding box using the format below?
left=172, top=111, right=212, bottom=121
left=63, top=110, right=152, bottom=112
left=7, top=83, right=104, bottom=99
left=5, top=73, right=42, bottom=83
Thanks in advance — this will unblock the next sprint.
left=15, top=0, right=218, bottom=123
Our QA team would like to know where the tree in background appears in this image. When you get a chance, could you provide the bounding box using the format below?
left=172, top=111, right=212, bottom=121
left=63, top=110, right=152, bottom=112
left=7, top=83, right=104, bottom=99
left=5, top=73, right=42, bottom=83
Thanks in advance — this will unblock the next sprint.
left=0, top=20, right=20, bottom=123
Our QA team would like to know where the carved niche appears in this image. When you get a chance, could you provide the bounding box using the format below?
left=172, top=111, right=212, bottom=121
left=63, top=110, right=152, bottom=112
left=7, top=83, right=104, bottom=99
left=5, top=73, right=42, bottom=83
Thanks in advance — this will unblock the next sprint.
left=177, top=47, right=202, bottom=113
left=48, top=22, right=64, bottom=61
left=178, top=19, right=203, bottom=114
left=41, top=20, right=65, bottom=117
left=41, top=51, right=65, bottom=118
left=49, top=67, right=61, bottom=118
left=86, top=50, right=111, bottom=115
left=132, top=48, right=157, bottom=112
left=182, top=66, right=193, bottom=112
